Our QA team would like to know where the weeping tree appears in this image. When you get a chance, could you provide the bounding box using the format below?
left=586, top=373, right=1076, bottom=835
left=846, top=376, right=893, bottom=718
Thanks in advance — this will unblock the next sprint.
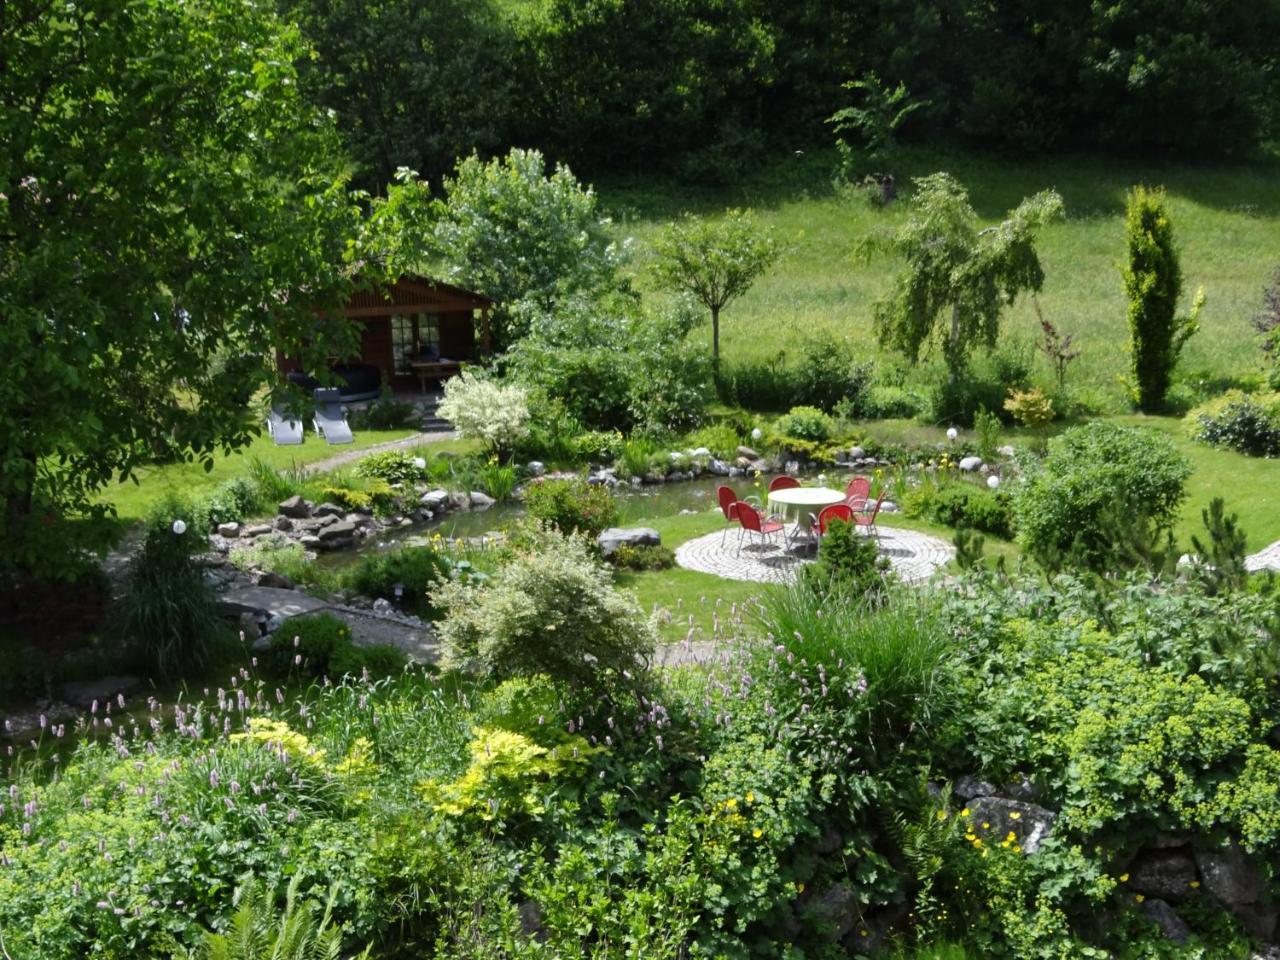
left=1122, top=185, right=1203, bottom=412
left=651, top=209, right=779, bottom=375
left=869, top=173, right=1064, bottom=382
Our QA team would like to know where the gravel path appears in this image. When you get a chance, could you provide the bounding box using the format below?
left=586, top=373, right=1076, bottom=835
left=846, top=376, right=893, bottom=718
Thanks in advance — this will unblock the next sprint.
left=302, top=429, right=456, bottom=475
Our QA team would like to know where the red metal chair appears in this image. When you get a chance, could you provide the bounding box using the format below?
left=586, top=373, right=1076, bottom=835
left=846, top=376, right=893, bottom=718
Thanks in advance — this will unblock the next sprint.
left=717, top=485, right=742, bottom=547
left=768, top=475, right=800, bottom=493
left=817, top=503, right=854, bottom=536
left=844, top=475, right=871, bottom=511
left=734, top=500, right=784, bottom=556
left=852, top=491, right=888, bottom=537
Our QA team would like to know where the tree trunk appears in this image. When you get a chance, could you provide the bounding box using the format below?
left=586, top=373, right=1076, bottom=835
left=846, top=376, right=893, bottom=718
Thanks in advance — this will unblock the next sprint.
left=947, top=302, right=962, bottom=383
left=711, top=304, right=721, bottom=380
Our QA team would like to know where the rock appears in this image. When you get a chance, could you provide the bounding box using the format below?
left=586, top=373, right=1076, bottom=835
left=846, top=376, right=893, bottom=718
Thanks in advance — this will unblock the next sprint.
left=587, top=469, right=618, bottom=486
left=278, top=495, right=311, bottom=518
left=954, top=775, right=998, bottom=800
left=526, top=461, right=546, bottom=477
left=58, top=676, right=143, bottom=709
left=1234, top=904, right=1280, bottom=941
left=448, top=491, right=472, bottom=511
left=728, top=466, right=744, bottom=477
left=1250, top=944, right=1280, bottom=960
left=597, top=527, right=661, bottom=557
left=1003, top=774, right=1039, bottom=801
left=218, top=586, right=328, bottom=620
left=237, top=612, right=261, bottom=640
left=420, top=489, right=449, bottom=511
left=785, top=460, right=801, bottom=475
left=470, top=491, right=495, bottom=510
left=707, top=458, right=731, bottom=476
left=274, top=516, right=294, bottom=532
left=256, top=571, right=295, bottom=590
left=318, top=521, right=357, bottom=543
left=849, top=446, right=865, bottom=460
left=371, top=598, right=395, bottom=616
left=517, top=900, right=544, bottom=940
left=815, top=826, right=843, bottom=855
left=1142, top=899, right=1192, bottom=944
left=880, top=500, right=899, bottom=513
left=1129, top=848, right=1197, bottom=902
left=313, top=502, right=344, bottom=518
left=997, top=444, right=1016, bottom=457
left=748, top=458, right=770, bottom=474
left=642, top=470, right=666, bottom=484
left=251, top=635, right=272, bottom=654
left=1196, top=842, right=1265, bottom=906
left=815, top=884, right=857, bottom=942
left=736, top=445, right=760, bottom=460
left=241, top=523, right=273, bottom=538
left=298, top=535, right=322, bottom=549
left=216, top=521, right=240, bottom=538
left=959, top=456, right=983, bottom=472
left=964, top=797, right=1056, bottom=854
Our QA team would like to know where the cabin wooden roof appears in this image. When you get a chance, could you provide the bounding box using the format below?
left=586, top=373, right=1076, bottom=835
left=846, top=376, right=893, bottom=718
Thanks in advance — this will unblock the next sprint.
left=343, top=275, right=493, bottom=318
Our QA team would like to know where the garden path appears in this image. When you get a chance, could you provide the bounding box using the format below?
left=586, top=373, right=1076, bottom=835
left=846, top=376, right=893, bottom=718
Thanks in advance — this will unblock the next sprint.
left=1246, top=540, right=1280, bottom=573
left=301, top=429, right=456, bottom=475
left=674, top=524, right=954, bottom=585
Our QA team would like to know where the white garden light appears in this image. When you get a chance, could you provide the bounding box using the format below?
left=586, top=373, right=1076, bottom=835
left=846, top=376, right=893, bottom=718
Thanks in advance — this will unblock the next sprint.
left=172, top=519, right=187, bottom=535
left=987, top=475, right=1001, bottom=489
left=946, top=427, right=958, bottom=441
left=751, top=427, right=762, bottom=441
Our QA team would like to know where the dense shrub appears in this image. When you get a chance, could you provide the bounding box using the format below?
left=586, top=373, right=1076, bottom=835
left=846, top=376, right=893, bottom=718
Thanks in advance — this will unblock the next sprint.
left=717, top=356, right=792, bottom=411
left=116, top=498, right=223, bottom=678
left=434, top=524, right=655, bottom=689
left=1014, top=422, right=1189, bottom=568
left=790, top=340, right=874, bottom=414
left=347, top=386, right=418, bottom=430
left=343, top=546, right=451, bottom=618
left=571, top=429, right=623, bottom=464
left=355, top=450, right=426, bottom=487
left=776, top=405, right=833, bottom=442
left=523, top=477, right=618, bottom=538
left=1189, top=390, right=1280, bottom=457
left=269, top=612, right=406, bottom=679
left=607, top=544, right=676, bottom=571
left=905, top=482, right=1015, bottom=539
left=686, top=422, right=742, bottom=460
left=436, top=372, right=530, bottom=457
left=1002, top=386, right=1054, bottom=427
left=201, top=476, right=264, bottom=527
left=862, top=383, right=925, bottom=420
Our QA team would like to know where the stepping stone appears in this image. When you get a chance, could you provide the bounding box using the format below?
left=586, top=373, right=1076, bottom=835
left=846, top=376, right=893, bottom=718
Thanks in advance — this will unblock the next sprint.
left=218, top=586, right=329, bottom=620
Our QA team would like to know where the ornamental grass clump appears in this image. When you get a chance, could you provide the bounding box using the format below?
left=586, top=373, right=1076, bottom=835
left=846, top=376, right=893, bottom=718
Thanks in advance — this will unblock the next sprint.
left=434, top=523, right=655, bottom=691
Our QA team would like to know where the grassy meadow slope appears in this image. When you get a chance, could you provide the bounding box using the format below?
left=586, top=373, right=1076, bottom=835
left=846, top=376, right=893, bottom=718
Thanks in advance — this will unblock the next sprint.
left=606, top=147, right=1280, bottom=407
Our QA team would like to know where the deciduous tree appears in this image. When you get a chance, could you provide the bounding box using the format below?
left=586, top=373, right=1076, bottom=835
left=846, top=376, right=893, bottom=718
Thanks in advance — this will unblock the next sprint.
left=0, top=0, right=358, bottom=576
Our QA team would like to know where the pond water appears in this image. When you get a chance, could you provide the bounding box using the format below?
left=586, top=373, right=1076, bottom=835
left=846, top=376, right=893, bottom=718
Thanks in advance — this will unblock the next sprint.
left=313, top=471, right=848, bottom=570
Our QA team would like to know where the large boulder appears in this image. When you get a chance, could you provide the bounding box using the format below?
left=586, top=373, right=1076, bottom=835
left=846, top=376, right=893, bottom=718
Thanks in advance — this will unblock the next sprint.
left=736, top=445, right=760, bottom=460
left=216, top=521, right=240, bottom=538
left=470, top=491, right=496, bottom=510
left=58, top=676, right=142, bottom=710
left=815, top=884, right=857, bottom=942
left=1142, top=899, right=1192, bottom=944
left=1196, top=843, right=1265, bottom=906
left=421, top=489, right=450, bottom=511
left=312, top=502, right=344, bottom=519
left=1129, top=848, right=1198, bottom=902
left=964, top=796, right=1056, bottom=854
left=317, top=520, right=357, bottom=544
left=278, top=495, right=311, bottom=518
left=597, top=527, right=660, bottom=557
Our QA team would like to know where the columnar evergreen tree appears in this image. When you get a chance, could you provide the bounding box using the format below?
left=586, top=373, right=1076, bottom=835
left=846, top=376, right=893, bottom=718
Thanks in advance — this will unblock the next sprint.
left=1121, top=186, right=1203, bottom=412
left=870, top=173, right=1064, bottom=382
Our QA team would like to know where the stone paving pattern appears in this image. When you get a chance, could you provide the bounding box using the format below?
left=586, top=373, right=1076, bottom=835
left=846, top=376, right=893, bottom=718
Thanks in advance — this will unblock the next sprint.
left=675, top=523, right=955, bottom=585
left=1246, top=540, right=1280, bottom=573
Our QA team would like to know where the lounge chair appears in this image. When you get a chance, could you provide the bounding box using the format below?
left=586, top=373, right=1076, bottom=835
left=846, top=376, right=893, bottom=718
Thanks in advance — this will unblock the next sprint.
left=312, top=388, right=354, bottom=445
left=266, top=404, right=304, bottom=446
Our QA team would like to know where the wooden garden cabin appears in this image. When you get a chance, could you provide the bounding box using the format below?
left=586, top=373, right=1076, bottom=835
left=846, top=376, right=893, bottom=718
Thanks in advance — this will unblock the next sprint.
left=277, top=275, right=493, bottom=394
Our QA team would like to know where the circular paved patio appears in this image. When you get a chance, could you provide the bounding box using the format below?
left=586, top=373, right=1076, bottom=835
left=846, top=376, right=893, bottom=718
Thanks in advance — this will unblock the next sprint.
left=675, top=524, right=954, bottom=585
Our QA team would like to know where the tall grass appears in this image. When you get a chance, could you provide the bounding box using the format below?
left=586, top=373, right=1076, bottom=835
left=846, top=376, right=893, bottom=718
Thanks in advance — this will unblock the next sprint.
left=245, top=455, right=307, bottom=504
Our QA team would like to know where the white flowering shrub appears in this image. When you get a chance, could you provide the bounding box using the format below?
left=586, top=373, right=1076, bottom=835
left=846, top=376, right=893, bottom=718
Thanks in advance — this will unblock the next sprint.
left=436, top=371, right=530, bottom=455
left=435, top=523, right=655, bottom=689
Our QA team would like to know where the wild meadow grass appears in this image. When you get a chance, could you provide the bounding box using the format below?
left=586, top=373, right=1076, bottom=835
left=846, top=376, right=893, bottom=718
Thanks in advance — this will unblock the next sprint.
left=607, top=146, right=1280, bottom=406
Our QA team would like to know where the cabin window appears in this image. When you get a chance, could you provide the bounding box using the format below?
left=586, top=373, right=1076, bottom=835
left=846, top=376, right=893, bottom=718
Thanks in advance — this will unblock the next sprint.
left=391, top=315, right=415, bottom=374
left=420, top=314, right=441, bottom=357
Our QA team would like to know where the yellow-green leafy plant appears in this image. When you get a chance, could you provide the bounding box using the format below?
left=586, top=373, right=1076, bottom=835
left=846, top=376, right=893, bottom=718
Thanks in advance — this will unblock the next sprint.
left=1002, top=387, right=1054, bottom=428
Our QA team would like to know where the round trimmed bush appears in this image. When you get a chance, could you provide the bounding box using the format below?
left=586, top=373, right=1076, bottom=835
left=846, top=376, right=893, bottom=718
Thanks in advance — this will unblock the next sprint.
left=777, top=405, right=833, bottom=442
left=1014, top=421, right=1189, bottom=566
left=523, top=477, right=619, bottom=538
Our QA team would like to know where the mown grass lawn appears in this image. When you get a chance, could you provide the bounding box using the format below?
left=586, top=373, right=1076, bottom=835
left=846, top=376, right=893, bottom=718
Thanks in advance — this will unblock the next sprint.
left=606, top=146, right=1280, bottom=408
left=99, top=428, right=423, bottom=525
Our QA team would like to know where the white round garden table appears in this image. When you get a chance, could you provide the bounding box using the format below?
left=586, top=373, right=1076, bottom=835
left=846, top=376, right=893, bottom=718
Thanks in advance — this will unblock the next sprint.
left=766, top=486, right=847, bottom=552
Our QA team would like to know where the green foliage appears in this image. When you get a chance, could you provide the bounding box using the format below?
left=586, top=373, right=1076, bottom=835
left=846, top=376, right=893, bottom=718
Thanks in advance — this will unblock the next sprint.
left=434, top=524, right=655, bottom=689
left=953, top=526, right=987, bottom=570
left=1003, top=387, right=1055, bottom=428
left=117, top=498, right=222, bottom=679
left=1255, top=266, right=1280, bottom=389
left=176, top=874, right=368, bottom=960
left=201, top=477, right=267, bottom=528
left=523, top=477, right=619, bottom=539
left=1122, top=186, right=1204, bottom=412
left=869, top=173, right=1065, bottom=380
left=245, top=457, right=307, bottom=506
left=906, top=482, right=1015, bottom=539
left=800, top=517, right=893, bottom=599
left=973, top=406, right=1002, bottom=462
left=776, top=405, right=834, bottom=443
left=651, top=209, right=780, bottom=370
left=686, top=423, right=742, bottom=460
left=354, top=450, right=425, bottom=487
left=269, top=612, right=406, bottom=679
left=791, top=339, right=875, bottom=414
left=828, top=73, right=928, bottom=178
left=1189, top=389, right=1280, bottom=457
left=343, top=546, right=451, bottom=618
left=1015, top=422, right=1190, bottom=569
left=1189, top=498, right=1250, bottom=597
left=0, top=0, right=359, bottom=577
left=346, top=387, right=418, bottom=431
left=432, top=148, right=626, bottom=349
left=607, top=544, right=676, bottom=571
